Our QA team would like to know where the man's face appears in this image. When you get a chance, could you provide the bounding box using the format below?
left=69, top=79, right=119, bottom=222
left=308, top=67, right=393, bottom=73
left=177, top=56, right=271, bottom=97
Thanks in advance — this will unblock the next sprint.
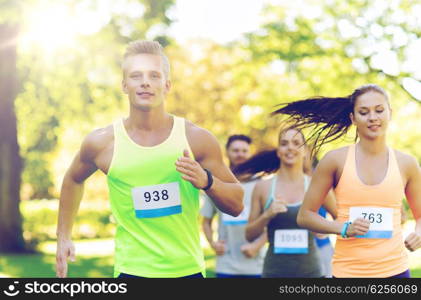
left=122, top=54, right=170, bottom=111
left=226, top=140, right=251, bottom=168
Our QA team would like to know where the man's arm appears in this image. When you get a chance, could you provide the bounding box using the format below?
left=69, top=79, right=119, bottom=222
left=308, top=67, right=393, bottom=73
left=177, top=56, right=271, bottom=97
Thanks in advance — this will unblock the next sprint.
left=202, top=217, right=226, bottom=256
left=176, top=123, right=244, bottom=216
left=56, top=131, right=104, bottom=277
left=240, top=232, right=267, bottom=258
left=201, top=196, right=226, bottom=255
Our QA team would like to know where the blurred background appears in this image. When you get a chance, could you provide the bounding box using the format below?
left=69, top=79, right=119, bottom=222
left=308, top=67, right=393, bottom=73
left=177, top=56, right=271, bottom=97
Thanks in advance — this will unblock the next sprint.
left=1, top=0, right=421, bottom=277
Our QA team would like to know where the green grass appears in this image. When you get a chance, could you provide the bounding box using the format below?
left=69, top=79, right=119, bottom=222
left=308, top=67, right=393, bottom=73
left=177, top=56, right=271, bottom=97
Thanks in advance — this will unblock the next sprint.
left=0, top=237, right=420, bottom=278
left=0, top=239, right=114, bottom=278
left=0, top=253, right=113, bottom=278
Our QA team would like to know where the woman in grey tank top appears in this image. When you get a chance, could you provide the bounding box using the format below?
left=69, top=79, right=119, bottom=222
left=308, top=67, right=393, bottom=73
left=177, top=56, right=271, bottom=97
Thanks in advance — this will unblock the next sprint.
left=234, top=126, right=336, bottom=277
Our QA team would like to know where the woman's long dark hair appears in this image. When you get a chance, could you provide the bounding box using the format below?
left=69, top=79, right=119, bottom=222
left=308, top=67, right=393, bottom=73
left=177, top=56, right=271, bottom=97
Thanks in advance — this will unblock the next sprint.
left=233, top=149, right=280, bottom=176
left=272, top=84, right=388, bottom=157
left=233, top=127, right=306, bottom=176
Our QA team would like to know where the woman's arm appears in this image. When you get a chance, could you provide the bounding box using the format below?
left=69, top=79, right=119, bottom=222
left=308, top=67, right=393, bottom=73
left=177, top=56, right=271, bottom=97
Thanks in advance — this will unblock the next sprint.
left=297, top=150, right=369, bottom=236
left=245, top=181, right=270, bottom=241
left=245, top=179, right=288, bottom=241
left=322, top=190, right=337, bottom=220
left=403, top=155, right=421, bottom=251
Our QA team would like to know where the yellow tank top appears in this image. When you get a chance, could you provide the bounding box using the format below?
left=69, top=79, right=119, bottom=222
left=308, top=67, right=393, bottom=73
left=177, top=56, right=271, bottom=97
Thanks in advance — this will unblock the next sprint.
left=333, top=144, right=408, bottom=277
left=107, top=116, right=205, bottom=277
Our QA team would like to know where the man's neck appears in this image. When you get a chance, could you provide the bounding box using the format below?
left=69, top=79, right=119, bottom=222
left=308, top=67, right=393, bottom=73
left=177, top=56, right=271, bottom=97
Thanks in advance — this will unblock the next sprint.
left=127, top=105, right=170, bottom=131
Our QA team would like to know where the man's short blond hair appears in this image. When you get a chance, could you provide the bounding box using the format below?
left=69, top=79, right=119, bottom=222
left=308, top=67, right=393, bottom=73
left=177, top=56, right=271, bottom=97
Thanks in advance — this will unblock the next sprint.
left=122, top=40, right=170, bottom=79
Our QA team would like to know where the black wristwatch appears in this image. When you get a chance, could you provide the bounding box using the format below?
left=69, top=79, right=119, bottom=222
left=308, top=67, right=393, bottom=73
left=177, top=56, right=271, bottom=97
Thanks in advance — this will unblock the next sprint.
left=202, top=168, right=214, bottom=190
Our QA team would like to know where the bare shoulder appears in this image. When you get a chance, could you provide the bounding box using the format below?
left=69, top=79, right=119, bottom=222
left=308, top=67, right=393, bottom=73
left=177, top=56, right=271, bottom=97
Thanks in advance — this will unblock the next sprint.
left=80, top=124, right=114, bottom=162
left=256, top=177, right=273, bottom=189
left=185, top=120, right=215, bottom=143
left=395, top=149, right=420, bottom=175
left=318, top=146, right=349, bottom=168
left=315, top=146, right=350, bottom=186
left=254, top=177, right=272, bottom=196
left=185, top=120, right=220, bottom=161
left=395, top=149, right=418, bottom=165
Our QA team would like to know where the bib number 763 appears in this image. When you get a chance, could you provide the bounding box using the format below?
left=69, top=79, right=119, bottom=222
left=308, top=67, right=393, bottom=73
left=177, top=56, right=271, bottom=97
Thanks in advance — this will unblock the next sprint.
left=361, top=212, right=382, bottom=224
left=349, top=207, right=393, bottom=239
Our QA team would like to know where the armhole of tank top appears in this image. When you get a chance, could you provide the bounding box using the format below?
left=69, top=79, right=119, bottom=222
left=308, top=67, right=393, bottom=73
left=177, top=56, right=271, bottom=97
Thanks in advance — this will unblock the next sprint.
left=264, top=176, right=277, bottom=210
left=179, top=117, right=196, bottom=161
left=334, top=145, right=352, bottom=189
left=391, top=148, right=406, bottom=189
left=106, top=120, right=120, bottom=177
left=304, top=175, right=310, bottom=192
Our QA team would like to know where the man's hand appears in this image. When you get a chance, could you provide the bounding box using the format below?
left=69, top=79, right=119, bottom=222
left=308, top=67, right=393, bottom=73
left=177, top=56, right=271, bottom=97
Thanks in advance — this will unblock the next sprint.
left=56, top=239, right=76, bottom=278
left=211, top=240, right=226, bottom=256
left=175, top=149, right=209, bottom=189
left=240, top=243, right=260, bottom=258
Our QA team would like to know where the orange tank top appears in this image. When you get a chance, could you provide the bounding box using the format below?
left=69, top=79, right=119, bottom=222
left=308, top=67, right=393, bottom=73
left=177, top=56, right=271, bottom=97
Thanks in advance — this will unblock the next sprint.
left=333, top=144, right=408, bottom=278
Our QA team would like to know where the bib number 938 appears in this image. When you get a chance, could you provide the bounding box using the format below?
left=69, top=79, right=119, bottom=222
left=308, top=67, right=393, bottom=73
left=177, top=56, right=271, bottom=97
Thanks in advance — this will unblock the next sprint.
left=132, top=182, right=181, bottom=218
left=144, top=190, right=169, bottom=202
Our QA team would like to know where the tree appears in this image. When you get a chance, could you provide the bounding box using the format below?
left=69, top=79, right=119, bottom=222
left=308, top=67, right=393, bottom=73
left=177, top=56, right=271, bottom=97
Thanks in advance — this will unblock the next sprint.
left=0, top=23, right=26, bottom=252
left=15, top=0, right=175, bottom=199
left=240, top=0, right=421, bottom=158
left=0, top=0, right=175, bottom=253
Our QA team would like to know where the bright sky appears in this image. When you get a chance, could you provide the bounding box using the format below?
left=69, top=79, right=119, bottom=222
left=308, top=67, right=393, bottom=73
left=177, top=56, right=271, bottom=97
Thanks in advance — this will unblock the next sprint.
left=168, top=0, right=268, bottom=44
left=17, top=0, right=421, bottom=100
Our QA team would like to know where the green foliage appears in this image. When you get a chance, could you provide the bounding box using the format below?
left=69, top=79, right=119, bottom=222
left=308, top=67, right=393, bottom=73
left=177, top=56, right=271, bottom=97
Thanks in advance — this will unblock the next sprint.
left=0, top=0, right=22, bottom=23
left=4, top=0, right=421, bottom=208
left=235, top=0, right=421, bottom=159
left=21, top=199, right=115, bottom=248
left=9, top=0, right=175, bottom=198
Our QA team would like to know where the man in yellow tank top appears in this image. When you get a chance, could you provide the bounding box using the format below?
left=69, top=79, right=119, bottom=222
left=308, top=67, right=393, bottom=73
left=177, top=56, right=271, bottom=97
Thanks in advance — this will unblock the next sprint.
left=55, top=40, right=244, bottom=278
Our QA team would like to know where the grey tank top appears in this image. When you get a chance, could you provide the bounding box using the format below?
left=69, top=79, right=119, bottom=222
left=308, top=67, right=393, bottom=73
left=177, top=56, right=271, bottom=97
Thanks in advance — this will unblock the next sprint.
left=262, top=175, right=321, bottom=278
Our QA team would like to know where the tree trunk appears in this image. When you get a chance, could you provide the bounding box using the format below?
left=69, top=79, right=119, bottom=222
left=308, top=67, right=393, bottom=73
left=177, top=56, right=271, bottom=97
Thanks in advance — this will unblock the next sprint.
left=0, top=23, right=26, bottom=253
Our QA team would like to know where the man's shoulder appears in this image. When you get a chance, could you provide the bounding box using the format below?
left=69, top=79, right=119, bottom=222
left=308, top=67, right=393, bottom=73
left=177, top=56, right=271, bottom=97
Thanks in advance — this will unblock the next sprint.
left=184, top=119, right=214, bottom=140
left=82, top=124, right=114, bottom=155
left=184, top=120, right=219, bottom=160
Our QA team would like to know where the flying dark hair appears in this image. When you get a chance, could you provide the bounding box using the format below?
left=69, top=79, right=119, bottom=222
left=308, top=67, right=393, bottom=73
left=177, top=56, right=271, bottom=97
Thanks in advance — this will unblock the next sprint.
left=272, top=84, right=388, bottom=157
left=226, top=134, right=252, bottom=149
left=233, top=127, right=305, bottom=176
left=233, top=149, right=280, bottom=176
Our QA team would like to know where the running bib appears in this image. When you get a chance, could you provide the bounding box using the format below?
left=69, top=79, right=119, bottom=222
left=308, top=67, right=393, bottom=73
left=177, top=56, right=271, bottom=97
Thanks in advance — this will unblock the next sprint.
left=274, top=229, right=308, bottom=254
left=221, top=206, right=249, bottom=225
left=132, top=182, right=181, bottom=218
left=349, top=207, right=393, bottom=238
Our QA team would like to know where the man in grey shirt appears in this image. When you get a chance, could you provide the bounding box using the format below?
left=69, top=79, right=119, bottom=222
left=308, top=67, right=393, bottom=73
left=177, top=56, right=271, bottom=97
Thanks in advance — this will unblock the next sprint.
left=201, top=135, right=266, bottom=277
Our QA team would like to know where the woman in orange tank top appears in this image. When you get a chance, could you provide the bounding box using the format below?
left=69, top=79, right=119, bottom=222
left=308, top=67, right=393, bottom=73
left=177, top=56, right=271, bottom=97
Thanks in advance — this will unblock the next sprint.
left=273, top=84, right=421, bottom=278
